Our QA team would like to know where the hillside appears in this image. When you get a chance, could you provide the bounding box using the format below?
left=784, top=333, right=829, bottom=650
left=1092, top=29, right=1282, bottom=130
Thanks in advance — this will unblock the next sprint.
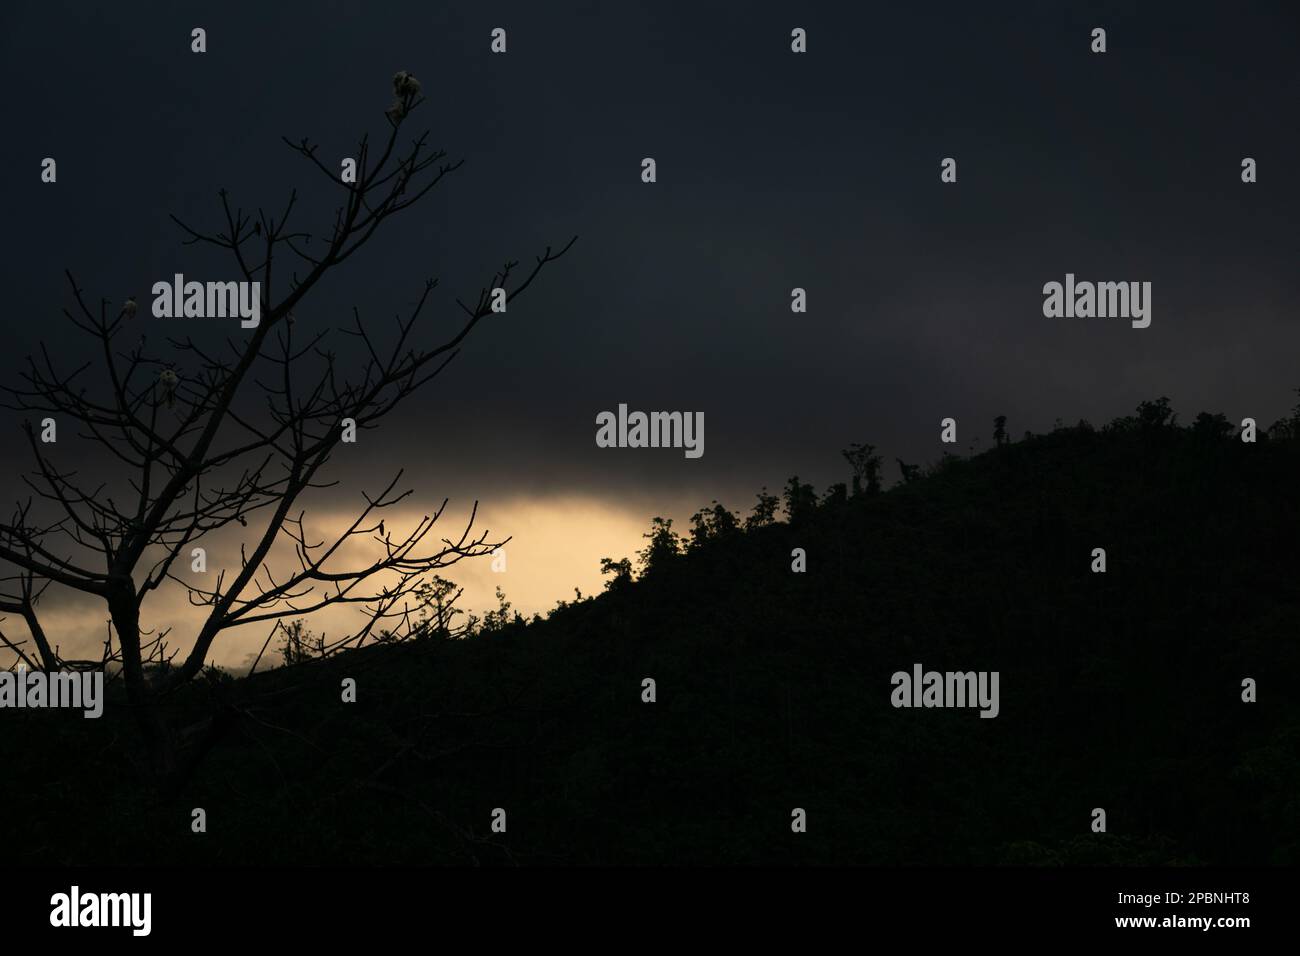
left=5, top=406, right=1299, bottom=865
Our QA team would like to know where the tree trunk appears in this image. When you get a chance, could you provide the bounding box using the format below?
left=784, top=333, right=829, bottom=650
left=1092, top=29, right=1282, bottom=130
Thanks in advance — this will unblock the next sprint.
left=108, top=581, right=176, bottom=779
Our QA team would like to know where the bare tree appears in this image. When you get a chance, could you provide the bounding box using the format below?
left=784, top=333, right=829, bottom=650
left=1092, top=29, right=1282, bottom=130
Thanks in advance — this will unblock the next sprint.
left=0, top=73, right=576, bottom=776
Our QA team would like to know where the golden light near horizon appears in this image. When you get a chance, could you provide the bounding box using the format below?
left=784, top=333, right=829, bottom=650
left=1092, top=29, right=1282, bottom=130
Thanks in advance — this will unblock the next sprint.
left=10, top=493, right=689, bottom=673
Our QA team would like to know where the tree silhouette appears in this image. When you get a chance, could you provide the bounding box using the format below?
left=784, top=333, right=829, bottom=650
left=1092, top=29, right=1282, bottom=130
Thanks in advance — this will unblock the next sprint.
left=637, top=516, right=681, bottom=573
left=782, top=476, right=817, bottom=524
left=1267, top=386, right=1300, bottom=440
left=412, top=574, right=466, bottom=640
left=842, top=442, right=883, bottom=496
left=688, top=500, right=740, bottom=550
left=277, top=618, right=324, bottom=666
left=1136, top=396, right=1177, bottom=429
left=598, top=556, right=633, bottom=591
left=745, top=487, right=780, bottom=530
left=1192, top=411, right=1234, bottom=441
left=993, top=415, right=1008, bottom=447
left=0, top=74, right=575, bottom=777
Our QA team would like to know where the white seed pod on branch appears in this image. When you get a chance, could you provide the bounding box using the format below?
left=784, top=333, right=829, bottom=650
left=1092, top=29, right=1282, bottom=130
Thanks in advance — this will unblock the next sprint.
left=159, top=368, right=178, bottom=408
left=392, top=70, right=421, bottom=98
left=123, top=297, right=137, bottom=318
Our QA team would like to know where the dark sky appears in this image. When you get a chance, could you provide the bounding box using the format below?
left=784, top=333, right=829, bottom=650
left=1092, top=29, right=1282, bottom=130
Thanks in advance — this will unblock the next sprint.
left=3, top=0, right=1298, bottom=544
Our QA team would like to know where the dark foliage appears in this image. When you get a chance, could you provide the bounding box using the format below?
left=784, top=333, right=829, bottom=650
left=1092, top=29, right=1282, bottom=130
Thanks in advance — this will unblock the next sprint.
left=4, top=400, right=1298, bottom=865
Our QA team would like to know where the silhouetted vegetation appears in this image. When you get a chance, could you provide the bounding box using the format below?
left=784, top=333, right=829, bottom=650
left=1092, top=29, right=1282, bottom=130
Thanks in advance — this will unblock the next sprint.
left=843, top=442, right=884, bottom=496
left=4, top=396, right=1298, bottom=865
left=783, top=476, right=818, bottom=525
left=746, top=487, right=780, bottom=529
